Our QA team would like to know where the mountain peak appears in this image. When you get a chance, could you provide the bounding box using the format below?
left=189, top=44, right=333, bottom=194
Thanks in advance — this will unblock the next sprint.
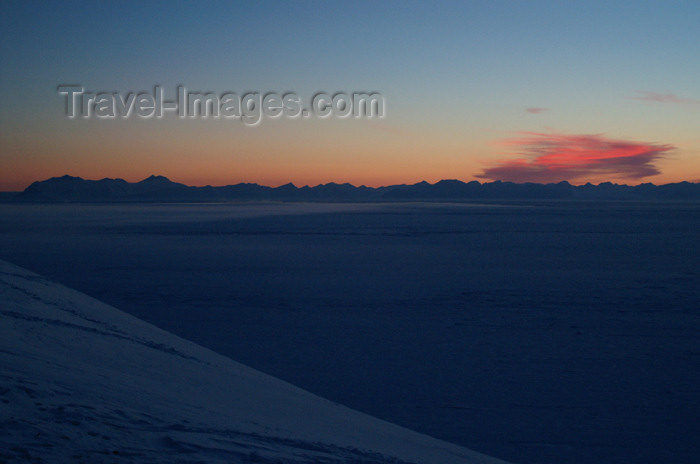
left=139, top=175, right=172, bottom=183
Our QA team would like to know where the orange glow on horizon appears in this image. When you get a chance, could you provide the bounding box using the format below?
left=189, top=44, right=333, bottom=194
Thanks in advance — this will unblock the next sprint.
left=1, top=126, right=698, bottom=191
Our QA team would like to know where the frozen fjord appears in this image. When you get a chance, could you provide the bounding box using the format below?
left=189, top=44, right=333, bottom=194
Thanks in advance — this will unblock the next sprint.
left=1, top=200, right=699, bottom=463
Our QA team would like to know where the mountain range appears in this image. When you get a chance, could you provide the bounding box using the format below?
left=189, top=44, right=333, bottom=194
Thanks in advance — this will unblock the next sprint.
left=7, top=175, right=700, bottom=202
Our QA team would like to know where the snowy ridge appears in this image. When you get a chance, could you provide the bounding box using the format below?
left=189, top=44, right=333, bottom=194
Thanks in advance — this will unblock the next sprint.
left=0, top=260, right=511, bottom=464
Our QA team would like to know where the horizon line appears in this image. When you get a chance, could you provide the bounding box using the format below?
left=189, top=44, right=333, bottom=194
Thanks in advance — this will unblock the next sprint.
left=4, top=173, right=700, bottom=193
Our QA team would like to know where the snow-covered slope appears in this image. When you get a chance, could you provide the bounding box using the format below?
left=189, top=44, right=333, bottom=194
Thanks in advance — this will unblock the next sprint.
left=0, top=260, right=511, bottom=464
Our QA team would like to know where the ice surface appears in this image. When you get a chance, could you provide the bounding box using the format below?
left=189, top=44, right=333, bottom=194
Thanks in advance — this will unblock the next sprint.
left=1, top=201, right=699, bottom=463
left=0, top=259, right=509, bottom=464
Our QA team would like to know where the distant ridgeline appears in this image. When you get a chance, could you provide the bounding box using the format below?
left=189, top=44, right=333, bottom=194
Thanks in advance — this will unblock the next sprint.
left=9, top=175, right=700, bottom=202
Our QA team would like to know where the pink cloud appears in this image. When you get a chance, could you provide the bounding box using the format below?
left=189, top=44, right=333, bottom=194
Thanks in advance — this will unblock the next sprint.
left=630, top=91, right=700, bottom=106
left=477, top=132, right=675, bottom=184
left=525, top=107, right=548, bottom=114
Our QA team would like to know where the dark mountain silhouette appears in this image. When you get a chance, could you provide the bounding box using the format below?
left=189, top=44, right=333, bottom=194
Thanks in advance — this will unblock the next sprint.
left=9, top=175, right=700, bottom=202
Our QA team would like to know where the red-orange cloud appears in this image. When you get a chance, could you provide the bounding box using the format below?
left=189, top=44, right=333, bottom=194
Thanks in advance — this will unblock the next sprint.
left=477, top=132, right=675, bottom=184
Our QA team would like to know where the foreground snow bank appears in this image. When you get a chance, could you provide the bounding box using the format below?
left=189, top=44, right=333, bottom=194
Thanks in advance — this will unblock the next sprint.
left=0, top=260, right=510, bottom=464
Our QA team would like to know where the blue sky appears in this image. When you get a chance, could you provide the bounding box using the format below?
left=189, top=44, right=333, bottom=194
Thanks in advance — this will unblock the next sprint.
left=1, top=0, right=699, bottom=189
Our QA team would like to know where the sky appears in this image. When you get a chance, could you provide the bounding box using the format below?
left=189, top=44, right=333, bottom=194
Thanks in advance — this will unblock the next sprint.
left=1, top=0, right=699, bottom=191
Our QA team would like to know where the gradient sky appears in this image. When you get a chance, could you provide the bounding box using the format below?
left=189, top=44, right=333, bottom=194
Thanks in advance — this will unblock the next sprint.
left=1, top=0, right=699, bottom=190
